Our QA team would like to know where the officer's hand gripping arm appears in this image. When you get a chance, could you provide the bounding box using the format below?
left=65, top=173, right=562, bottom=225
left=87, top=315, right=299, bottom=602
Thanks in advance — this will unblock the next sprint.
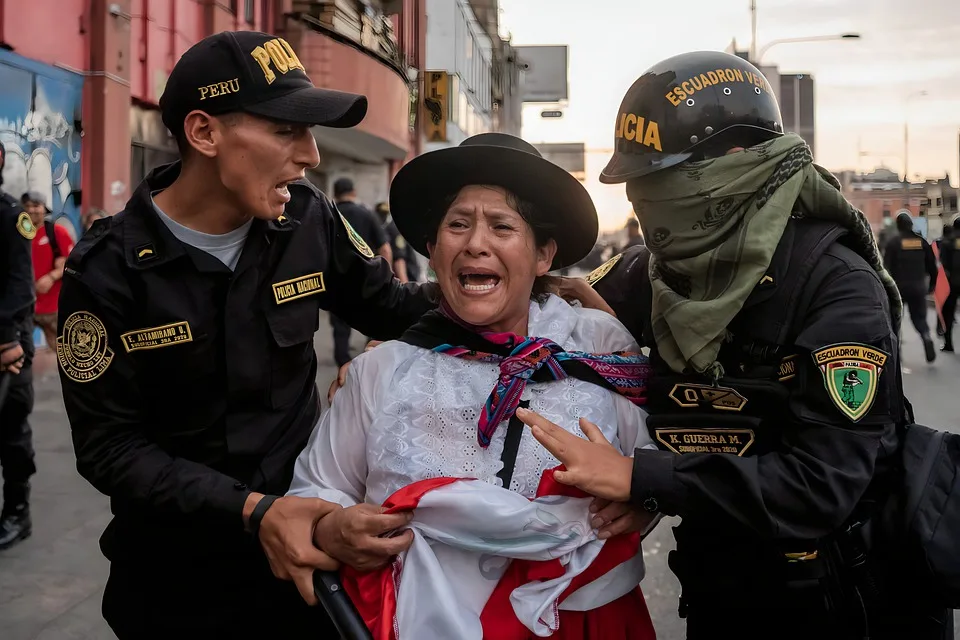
left=58, top=276, right=251, bottom=527
left=628, top=267, right=898, bottom=541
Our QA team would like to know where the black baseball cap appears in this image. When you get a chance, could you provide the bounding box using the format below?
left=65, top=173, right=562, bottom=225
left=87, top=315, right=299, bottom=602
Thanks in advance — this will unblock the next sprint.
left=159, top=31, right=368, bottom=136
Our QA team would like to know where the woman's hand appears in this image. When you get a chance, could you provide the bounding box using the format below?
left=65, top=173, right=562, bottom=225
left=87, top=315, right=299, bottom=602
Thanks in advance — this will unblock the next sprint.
left=313, top=503, right=416, bottom=572
left=516, top=408, right=633, bottom=503
left=589, top=498, right=656, bottom=539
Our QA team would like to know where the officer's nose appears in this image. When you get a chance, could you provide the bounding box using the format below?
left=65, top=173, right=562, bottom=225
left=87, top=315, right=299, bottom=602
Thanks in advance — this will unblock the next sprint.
left=294, top=128, right=321, bottom=169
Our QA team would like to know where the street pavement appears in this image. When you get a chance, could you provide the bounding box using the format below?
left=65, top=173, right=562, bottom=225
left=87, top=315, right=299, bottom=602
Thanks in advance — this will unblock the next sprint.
left=0, top=309, right=957, bottom=639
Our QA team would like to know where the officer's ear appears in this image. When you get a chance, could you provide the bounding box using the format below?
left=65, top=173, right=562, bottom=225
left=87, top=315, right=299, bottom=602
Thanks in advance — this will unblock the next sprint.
left=182, top=110, right=221, bottom=160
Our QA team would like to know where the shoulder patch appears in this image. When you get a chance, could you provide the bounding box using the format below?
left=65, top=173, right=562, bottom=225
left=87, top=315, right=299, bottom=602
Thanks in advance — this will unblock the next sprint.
left=339, top=212, right=375, bottom=259
left=811, top=343, right=889, bottom=422
left=68, top=217, right=114, bottom=265
left=16, top=212, right=36, bottom=239
left=395, top=235, right=406, bottom=250
left=57, top=311, right=115, bottom=383
left=586, top=253, right=623, bottom=286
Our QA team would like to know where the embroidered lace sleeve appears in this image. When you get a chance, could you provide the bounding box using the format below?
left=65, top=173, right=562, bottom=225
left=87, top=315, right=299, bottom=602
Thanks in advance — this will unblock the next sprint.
left=287, top=349, right=383, bottom=506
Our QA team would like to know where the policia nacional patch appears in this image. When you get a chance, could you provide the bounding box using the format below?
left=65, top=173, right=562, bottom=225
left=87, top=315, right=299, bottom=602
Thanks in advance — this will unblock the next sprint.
left=339, top=212, right=375, bottom=259
left=16, top=212, right=36, bottom=239
left=811, top=343, right=888, bottom=422
left=57, top=311, right=115, bottom=383
left=585, top=253, right=622, bottom=286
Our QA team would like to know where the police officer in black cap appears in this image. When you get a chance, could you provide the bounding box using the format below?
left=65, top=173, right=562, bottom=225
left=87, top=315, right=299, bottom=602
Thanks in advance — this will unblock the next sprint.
left=56, top=31, right=434, bottom=638
left=939, top=217, right=960, bottom=351
left=883, top=211, right=938, bottom=361
left=0, top=141, right=38, bottom=551
left=518, top=51, right=950, bottom=638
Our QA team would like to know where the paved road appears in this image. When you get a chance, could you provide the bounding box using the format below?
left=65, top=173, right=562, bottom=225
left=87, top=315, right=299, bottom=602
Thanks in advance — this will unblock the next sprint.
left=0, top=309, right=956, bottom=639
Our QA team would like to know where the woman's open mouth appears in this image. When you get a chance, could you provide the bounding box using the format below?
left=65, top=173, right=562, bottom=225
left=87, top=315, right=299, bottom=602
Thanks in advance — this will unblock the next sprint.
left=458, top=271, right=502, bottom=292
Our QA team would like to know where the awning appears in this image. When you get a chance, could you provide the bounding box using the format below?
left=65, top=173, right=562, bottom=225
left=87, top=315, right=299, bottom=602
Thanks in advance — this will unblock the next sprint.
left=312, top=125, right=408, bottom=164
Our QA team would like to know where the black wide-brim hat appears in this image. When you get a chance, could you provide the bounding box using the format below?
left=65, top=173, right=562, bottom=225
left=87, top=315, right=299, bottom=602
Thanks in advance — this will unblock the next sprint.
left=389, top=133, right=599, bottom=270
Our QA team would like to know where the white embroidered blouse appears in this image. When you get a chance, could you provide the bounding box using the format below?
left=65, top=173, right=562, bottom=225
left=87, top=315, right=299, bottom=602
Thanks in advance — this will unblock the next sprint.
left=288, top=294, right=654, bottom=507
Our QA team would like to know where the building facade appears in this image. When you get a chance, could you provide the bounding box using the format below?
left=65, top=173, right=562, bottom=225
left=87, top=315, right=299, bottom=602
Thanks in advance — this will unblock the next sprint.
left=837, top=166, right=959, bottom=237
left=421, top=0, right=494, bottom=150
left=0, top=0, right=426, bottom=238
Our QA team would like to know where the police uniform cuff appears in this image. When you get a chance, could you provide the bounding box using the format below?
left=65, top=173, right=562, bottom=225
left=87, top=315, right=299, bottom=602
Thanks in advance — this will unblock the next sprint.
left=0, top=325, right=17, bottom=345
left=215, top=479, right=253, bottom=527
left=630, top=449, right=686, bottom=517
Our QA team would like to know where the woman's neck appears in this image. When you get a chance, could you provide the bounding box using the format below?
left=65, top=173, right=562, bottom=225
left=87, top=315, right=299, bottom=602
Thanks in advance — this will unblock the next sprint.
left=441, top=299, right=531, bottom=336
left=480, top=314, right=529, bottom=336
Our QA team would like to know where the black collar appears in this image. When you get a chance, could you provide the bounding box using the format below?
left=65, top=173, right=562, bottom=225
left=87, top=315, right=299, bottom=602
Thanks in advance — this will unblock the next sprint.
left=121, top=162, right=299, bottom=271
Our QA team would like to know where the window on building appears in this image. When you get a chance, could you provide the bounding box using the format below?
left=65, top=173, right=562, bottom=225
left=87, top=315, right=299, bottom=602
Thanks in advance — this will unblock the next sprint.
left=882, top=209, right=891, bottom=219
left=245, top=0, right=255, bottom=24
left=130, top=142, right=179, bottom=188
left=950, top=195, right=958, bottom=211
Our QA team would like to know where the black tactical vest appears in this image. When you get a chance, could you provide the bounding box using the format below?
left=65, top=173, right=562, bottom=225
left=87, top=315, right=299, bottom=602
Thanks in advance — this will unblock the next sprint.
left=622, top=218, right=845, bottom=463
left=890, top=232, right=929, bottom=293
left=612, top=218, right=853, bottom=599
left=945, top=237, right=960, bottom=286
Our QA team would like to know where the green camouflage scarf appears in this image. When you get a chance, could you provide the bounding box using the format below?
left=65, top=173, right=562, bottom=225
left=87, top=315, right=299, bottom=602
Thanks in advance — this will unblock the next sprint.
left=628, top=133, right=901, bottom=378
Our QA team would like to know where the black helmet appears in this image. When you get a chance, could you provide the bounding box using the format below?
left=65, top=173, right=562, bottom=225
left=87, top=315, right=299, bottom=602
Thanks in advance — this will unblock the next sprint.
left=601, top=51, right=784, bottom=184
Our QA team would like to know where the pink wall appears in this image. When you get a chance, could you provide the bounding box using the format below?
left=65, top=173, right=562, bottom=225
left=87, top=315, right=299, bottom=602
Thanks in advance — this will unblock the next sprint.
left=0, top=0, right=87, bottom=70
left=129, top=0, right=271, bottom=107
left=297, top=29, right=411, bottom=157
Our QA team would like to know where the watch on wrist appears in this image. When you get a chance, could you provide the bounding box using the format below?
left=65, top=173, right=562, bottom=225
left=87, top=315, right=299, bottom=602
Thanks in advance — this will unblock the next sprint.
left=246, top=494, right=280, bottom=539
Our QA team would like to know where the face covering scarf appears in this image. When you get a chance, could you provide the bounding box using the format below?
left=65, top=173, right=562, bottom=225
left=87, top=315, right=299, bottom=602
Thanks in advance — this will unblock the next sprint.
left=400, top=299, right=652, bottom=448
left=628, top=133, right=902, bottom=379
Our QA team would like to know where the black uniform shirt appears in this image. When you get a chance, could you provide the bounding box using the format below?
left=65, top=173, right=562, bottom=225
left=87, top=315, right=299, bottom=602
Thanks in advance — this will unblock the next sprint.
left=592, top=226, right=901, bottom=543
left=940, top=235, right=960, bottom=285
left=56, top=163, right=436, bottom=557
left=335, top=200, right=387, bottom=253
left=884, top=230, right=938, bottom=294
left=383, top=216, right=421, bottom=282
left=0, top=191, right=35, bottom=346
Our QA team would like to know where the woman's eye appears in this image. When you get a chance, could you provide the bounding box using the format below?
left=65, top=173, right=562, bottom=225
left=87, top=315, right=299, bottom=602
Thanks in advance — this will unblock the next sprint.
left=495, top=224, right=514, bottom=231
left=447, top=220, right=467, bottom=229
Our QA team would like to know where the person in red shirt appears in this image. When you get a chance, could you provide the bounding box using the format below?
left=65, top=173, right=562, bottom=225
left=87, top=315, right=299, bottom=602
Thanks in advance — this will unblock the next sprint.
left=21, top=191, right=74, bottom=349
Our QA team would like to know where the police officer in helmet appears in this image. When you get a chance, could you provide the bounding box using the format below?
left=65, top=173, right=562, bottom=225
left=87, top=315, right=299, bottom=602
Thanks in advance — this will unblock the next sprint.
left=882, top=211, right=939, bottom=361
left=518, top=51, right=950, bottom=638
left=0, top=141, right=38, bottom=551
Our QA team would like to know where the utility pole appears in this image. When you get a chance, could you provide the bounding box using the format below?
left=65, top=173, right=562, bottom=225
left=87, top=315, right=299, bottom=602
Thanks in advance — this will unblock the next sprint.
left=750, top=0, right=758, bottom=62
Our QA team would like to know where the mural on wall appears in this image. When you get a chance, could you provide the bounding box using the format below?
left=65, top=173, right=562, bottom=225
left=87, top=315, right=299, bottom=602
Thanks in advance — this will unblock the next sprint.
left=0, top=50, right=83, bottom=242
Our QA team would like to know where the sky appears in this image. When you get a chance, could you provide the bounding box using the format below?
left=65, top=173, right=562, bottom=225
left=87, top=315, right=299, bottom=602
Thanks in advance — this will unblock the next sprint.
left=498, top=0, right=960, bottom=231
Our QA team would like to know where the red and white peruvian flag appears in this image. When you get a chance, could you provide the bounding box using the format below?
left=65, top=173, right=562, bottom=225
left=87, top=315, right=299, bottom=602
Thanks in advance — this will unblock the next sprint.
left=341, top=468, right=644, bottom=640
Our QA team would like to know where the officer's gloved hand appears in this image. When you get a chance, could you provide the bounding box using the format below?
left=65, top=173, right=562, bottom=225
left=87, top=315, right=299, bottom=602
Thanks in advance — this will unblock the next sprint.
left=0, top=341, right=24, bottom=375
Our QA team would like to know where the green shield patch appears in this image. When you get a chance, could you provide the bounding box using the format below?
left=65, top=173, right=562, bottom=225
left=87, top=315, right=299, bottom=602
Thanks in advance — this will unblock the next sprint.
left=811, top=343, right=888, bottom=422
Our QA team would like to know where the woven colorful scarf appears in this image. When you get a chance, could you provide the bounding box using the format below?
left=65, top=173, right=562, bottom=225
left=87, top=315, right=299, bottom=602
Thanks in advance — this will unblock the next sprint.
left=400, top=300, right=652, bottom=448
